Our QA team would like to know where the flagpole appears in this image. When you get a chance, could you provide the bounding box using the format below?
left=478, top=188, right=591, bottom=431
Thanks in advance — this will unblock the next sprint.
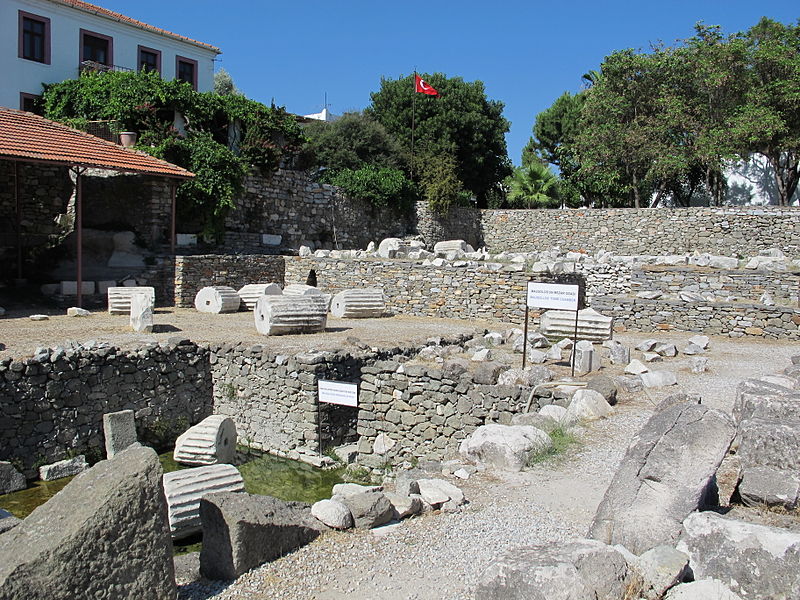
left=411, top=69, right=416, bottom=182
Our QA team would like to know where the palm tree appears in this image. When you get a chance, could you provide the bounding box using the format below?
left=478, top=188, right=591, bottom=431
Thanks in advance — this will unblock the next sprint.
left=505, top=160, right=561, bottom=208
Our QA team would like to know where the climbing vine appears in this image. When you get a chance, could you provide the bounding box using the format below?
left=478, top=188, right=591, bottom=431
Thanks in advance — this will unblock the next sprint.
left=42, top=70, right=305, bottom=236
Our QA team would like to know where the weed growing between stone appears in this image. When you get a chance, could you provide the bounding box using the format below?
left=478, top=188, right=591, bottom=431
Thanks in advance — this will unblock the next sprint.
left=527, top=426, right=579, bottom=466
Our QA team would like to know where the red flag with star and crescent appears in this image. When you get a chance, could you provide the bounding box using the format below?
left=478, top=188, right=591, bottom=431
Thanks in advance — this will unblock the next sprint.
left=415, top=74, right=439, bottom=96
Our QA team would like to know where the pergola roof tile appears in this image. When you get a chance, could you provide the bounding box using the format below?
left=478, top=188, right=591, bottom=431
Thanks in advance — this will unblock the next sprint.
left=0, top=107, right=193, bottom=179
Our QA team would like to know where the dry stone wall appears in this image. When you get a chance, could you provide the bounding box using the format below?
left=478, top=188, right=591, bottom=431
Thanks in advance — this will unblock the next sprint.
left=592, top=297, right=800, bottom=339
left=285, top=256, right=800, bottom=339
left=173, top=254, right=285, bottom=307
left=479, top=207, right=800, bottom=257
left=224, top=170, right=412, bottom=251
left=355, top=361, right=534, bottom=468
left=0, top=162, right=73, bottom=280
left=631, top=267, right=800, bottom=305
left=0, top=339, right=213, bottom=475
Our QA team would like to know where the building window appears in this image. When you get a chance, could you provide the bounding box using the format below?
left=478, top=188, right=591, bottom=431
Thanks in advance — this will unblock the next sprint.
left=18, top=11, right=50, bottom=64
left=20, top=93, right=43, bottom=115
left=137, top=46, right=161, bottom=74
left=80, top=29, right=113, bottom=66
left=176, top=56, right=198, bottom=90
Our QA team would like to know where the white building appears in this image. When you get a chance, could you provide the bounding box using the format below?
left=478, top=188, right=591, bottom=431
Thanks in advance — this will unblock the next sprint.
left=302, top=107, right=339, bottom=122
left=1, top=0, right=221, bottom=111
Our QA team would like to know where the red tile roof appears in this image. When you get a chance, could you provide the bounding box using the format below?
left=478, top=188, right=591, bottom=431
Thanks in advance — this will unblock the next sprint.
left=49, top=0, right=221, bottom=53
left=0, top=107, right=194, bottom=179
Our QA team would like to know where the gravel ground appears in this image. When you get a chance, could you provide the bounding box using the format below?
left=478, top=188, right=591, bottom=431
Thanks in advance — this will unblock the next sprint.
left=2, top=307, right=796, bottom=599
left=174, top=331, right=798, bottom=600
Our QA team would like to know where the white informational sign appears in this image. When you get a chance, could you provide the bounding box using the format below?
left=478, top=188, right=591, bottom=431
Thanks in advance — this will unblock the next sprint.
left=526, top=282, right=580, bottom=311
left=318, top=380, right=359, bottom=407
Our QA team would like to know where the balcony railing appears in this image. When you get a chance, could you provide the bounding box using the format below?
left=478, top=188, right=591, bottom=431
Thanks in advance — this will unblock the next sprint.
left=78, top=60, right=133, bottom=75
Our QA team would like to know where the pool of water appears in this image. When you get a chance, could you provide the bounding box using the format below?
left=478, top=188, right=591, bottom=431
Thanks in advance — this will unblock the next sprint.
left=1, top=449, right=344, bottom=525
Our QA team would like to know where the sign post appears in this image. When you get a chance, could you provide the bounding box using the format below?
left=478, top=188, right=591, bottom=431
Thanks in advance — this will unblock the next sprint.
left=524, top=281, right=580, bottom=373
left=317, top=380, right=359, bottom=456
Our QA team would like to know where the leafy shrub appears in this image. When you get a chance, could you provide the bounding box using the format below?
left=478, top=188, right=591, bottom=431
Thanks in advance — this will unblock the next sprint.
left=326, top=165, right=415, bottom=211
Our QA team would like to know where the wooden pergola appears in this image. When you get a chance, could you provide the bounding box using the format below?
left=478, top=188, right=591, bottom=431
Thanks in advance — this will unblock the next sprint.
left=0, top=107, right=193, bottom=307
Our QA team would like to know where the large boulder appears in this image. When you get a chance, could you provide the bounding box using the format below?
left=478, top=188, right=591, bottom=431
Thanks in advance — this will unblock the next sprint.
left=676, top=511, right=800, bottom=600
left=459, top=424, right=552, bottom=472
left=475, top=538, right=633, bottom=600
left=733, top=378, right=800, bottom=423
left=589, top=403, right=735, bottom=554
left=0, top=445, right=175, bottom=600
left=199, top=492, right=327, bottom=580
left=311, top=498, right=353, bottom=529
left=563, top=389, right=612, bottom=426
left=339, top=491, right=394, bottom=529
left=0, top=461, right=26, bottom=494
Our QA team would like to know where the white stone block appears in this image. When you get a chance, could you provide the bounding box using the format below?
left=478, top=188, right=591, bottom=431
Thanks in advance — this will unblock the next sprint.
left=330, top=288, right=386, bottom=319
left=60, top=281, right=95, bottom=295
left=107, top=287, right=155, bottom=315
left=261, top=233, right=282, bottom=246
left=236, top=283, right=282, bottom=311
left=103, top=409, right=137, bottom=458
left=254, top=295, right=328, bottom=335
left=130, top=293, right=154, bottom=333
left=176, top=234, right=197, bottom=246
left=194, top=286, right=241, bottom=313
left=163, top=464, right=244, bottom=539
left=173, top=415, right=237, bottom=466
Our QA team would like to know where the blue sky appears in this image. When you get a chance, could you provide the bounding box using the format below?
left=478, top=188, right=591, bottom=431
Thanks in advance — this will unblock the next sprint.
left=101, top=0, right=797, bottom=165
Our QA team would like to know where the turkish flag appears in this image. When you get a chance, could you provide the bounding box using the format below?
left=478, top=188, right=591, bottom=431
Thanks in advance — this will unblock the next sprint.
left=415, top=74, right=439, bottom=96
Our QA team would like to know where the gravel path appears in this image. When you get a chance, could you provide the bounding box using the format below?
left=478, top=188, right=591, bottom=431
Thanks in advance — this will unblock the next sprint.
left=176, top=331, right=797, bottom=600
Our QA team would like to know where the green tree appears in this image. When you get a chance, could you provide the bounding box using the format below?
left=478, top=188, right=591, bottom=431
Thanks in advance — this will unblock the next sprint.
left=303, top=111, right=404, bottom=172
left=733, top=18, right=800, bottom=205
left=213, top=68, right=239, bottom=96
left=418, top=152, right=465, bottom=214
left=367, top=73, right=511, bottom=207
left=505, top=160, right=561, bottom=208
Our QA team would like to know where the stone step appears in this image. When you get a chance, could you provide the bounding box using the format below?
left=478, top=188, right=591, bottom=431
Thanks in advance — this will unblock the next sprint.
left=539, top=307, right=612, bottom=341
left=162, top=464, right=244, bottom=539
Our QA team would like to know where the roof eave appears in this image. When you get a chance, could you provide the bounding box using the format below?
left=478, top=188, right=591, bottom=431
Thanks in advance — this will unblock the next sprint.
left=47, top=0, right=222, bottom=54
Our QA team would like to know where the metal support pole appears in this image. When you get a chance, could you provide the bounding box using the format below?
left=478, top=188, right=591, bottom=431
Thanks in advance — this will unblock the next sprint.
left=522, top=304, right=529, bottom=369
left=317, top=397, right=323, bottom=458
left=170, top=183, right=177, bottom=255
left=14, top=161, right=22, bottom=281
left=75, top=168, right=83, bottom=309
left=570, top=308, right=580, bottom=378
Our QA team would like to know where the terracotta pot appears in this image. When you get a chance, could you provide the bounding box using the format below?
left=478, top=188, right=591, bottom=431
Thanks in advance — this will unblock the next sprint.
left=119, top=132, right=138, bottom=147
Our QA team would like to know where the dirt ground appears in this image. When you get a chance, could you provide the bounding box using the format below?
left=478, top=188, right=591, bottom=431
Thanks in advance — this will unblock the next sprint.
left=0, top=307, right=511, bottom=361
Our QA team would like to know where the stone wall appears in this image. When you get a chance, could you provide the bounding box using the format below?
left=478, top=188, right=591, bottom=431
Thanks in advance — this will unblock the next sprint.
left=82, top=171, right=173, bottom=251
left=355, top=360, right=534, bottom=468
left=173, top=254, right=286, bottom=307
left=284, top=256, right=800, bottom=339
left=0, top=339, right=213, bottom=475
left=224, top=169, right=413, bottom=251
left=0, top=161, right=73, bottom=280
left=592, top=297, right=800, bottom=339
left=208, top=345, right=412, bottom=463
left=479, top=207, right=800, bottom=257
left=413, top=202, right=482, bottom=249
left=630, top=267, right=800, bottom=305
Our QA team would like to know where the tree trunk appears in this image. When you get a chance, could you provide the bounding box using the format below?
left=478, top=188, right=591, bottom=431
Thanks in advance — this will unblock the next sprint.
left=764, top=151, right=799, bottom=207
